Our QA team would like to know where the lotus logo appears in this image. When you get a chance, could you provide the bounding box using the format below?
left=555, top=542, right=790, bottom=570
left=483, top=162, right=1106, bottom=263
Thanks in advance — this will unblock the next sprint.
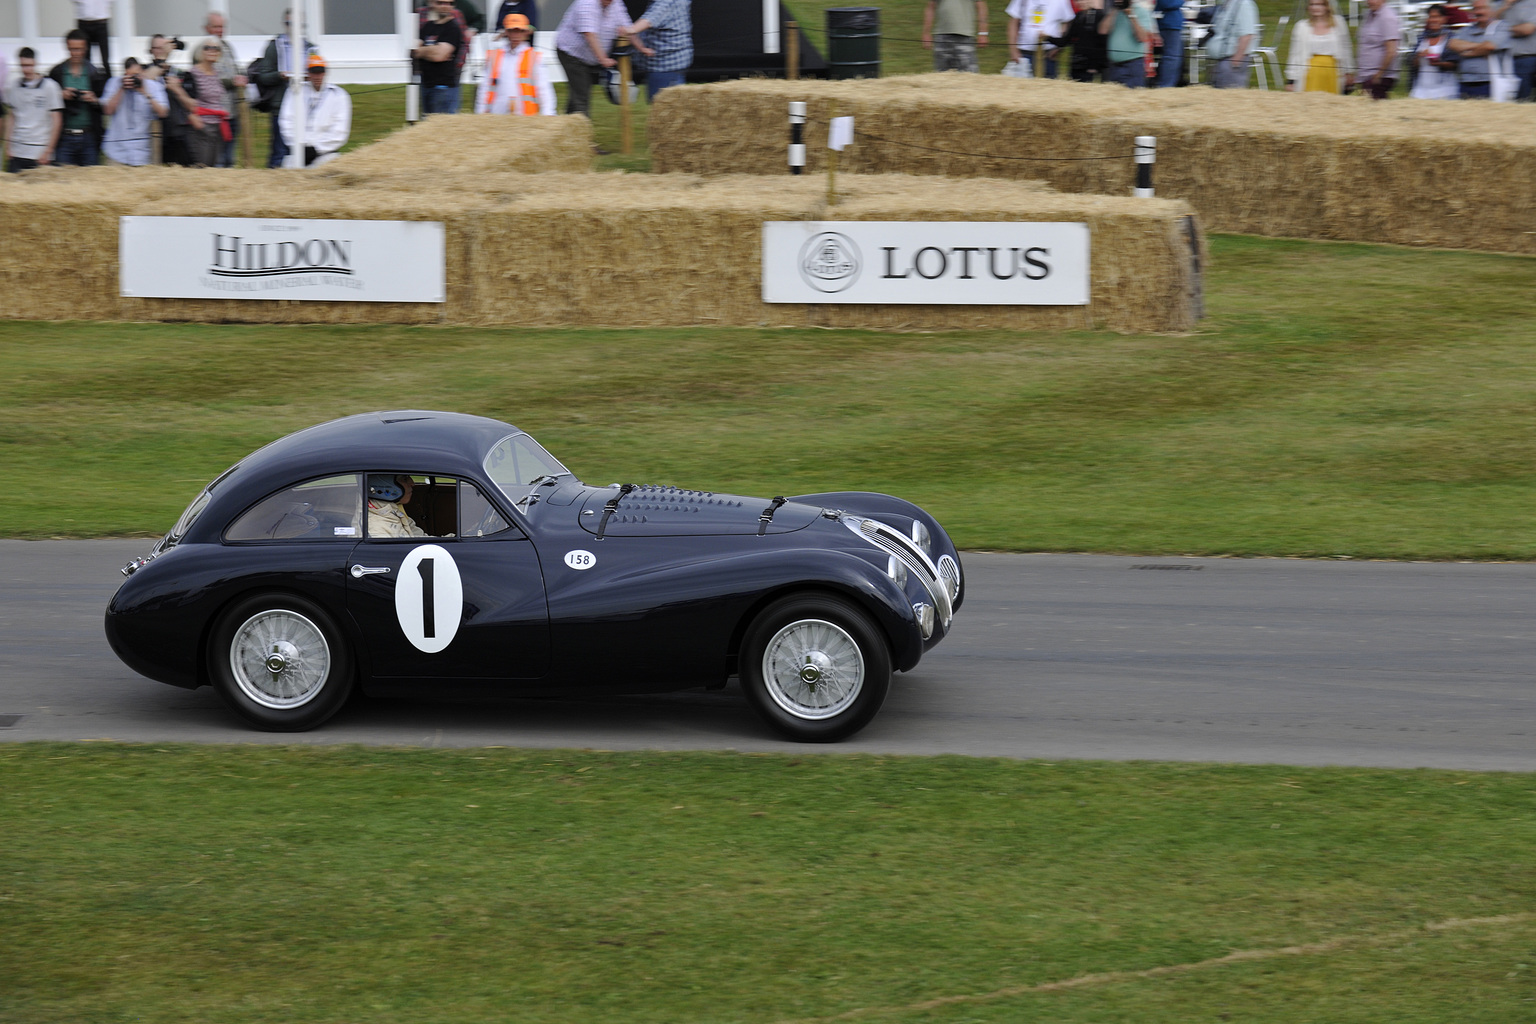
left=798, top=232, right=861, bottom=294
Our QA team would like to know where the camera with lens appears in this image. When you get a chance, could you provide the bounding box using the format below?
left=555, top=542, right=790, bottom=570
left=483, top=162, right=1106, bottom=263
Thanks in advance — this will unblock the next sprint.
left=123, top=73, right=140, bottom=89
left=170, top=36, right=186, bottom=50
left=1113, top=0, right=1130, bottom=10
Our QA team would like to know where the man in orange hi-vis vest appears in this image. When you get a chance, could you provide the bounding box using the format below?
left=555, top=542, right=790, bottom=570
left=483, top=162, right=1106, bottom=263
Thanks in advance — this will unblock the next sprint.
left=475, top=13, right=557, bottom=114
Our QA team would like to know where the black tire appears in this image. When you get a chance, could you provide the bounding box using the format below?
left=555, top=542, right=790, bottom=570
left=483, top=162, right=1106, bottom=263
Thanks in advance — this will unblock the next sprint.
left=740, top=594, right=892, bottom=742
left=208, top=592, right=355, bottom=731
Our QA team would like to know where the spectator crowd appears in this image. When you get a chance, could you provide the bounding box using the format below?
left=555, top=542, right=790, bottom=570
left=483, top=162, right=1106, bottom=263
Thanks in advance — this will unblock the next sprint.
left=931, top=0, right=1535, bottom=95
left=6, top=0, right=1520, bottom=175
left=2, top=0, right=696, bottom=172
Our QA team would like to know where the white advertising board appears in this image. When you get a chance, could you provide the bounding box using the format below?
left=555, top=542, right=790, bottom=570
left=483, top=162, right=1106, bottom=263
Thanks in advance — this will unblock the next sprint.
left=119, top=217, right=446, bottom=303
left=762, top=221, right=1089, bottom=305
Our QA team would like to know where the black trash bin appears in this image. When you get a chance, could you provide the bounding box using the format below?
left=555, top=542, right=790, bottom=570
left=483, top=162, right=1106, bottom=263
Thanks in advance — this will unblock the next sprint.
left=826, top=7, right=880, bottom=79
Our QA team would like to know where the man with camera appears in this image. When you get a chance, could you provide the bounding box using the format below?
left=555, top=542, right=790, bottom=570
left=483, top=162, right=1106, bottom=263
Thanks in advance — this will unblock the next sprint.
left=140, top=34, right=195, bottom=165
left=47, top=29, right=109, bottom=165
left=101, top=57, right=168, bottom=166
left=1102, top=0, right=1159, bottom=86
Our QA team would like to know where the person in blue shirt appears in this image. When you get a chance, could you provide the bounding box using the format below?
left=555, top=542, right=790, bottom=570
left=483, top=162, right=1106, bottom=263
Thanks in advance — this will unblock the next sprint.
left=631, top=0, right=693, bottom=100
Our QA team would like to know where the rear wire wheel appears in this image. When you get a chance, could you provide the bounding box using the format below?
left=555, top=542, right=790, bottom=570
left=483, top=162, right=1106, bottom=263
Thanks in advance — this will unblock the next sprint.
left=740, top=594, right=892, bottom=742
left=209, top=593, right=354, bottom=731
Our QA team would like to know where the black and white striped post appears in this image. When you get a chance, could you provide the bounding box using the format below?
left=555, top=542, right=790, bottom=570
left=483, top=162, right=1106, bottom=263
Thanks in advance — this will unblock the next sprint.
left=1133, top=135, right=1156, bottom=198
left=789, top=101, right=807, bottom=175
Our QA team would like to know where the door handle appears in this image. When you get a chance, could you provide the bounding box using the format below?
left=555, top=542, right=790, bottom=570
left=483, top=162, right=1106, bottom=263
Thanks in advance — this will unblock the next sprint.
left=350, top=565, right=392, bottom=578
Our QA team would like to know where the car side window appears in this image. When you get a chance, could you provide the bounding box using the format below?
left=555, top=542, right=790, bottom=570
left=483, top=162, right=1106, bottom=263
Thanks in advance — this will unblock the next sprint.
left=225, top=474, right=363, bottom=542
left=460, top=481, right=512, bottom=537
left=365, top=474, right=462, bottom=540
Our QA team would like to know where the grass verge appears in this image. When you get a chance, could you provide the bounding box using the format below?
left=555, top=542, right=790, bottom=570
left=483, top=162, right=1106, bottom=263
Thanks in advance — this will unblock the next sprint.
left=5, top=235, right=1536, bottom=557
left=2, top=743, right=1532, bottom=1024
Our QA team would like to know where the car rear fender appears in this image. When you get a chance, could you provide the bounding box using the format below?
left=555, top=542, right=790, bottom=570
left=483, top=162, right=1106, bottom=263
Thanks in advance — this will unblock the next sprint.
left=196, top=585, right=368, bottom=689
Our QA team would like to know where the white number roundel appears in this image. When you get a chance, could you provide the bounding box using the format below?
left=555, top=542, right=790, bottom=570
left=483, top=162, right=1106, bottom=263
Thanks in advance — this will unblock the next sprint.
left=394, top=544, right=463, bottom=653
left=564, top=549, right=597, bottom=570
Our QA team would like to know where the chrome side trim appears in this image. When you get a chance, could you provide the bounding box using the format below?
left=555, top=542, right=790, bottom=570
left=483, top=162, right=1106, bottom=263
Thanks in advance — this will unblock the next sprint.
left=842, top=515, right=953, bottom=629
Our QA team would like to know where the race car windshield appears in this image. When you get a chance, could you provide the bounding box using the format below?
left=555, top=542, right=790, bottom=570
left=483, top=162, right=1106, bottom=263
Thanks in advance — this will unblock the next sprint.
left=483, top=433, right=570, bottom=507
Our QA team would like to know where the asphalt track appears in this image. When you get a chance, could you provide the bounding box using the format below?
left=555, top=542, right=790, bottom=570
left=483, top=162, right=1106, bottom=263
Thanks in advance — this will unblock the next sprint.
left=2, top=540, right=1532, bottom=771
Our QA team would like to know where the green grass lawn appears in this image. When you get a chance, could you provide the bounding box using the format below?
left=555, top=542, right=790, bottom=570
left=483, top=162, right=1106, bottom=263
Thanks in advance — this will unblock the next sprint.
left=5, top=234, right=1536, bottom=557
left=2, top=744, right=1533, bottom=1024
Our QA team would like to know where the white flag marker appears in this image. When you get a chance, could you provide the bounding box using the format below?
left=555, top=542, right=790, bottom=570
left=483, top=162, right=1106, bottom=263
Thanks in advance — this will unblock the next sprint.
left=828, top=116, right=854, bottom=151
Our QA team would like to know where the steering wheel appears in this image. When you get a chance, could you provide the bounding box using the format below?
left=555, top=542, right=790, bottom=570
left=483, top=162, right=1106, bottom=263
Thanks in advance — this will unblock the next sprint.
left=470, top=503, right=502, bottom=538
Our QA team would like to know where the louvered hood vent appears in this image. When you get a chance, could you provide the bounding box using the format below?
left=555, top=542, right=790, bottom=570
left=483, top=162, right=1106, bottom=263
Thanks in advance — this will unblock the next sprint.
left=579, top=485, right=819, bottom=537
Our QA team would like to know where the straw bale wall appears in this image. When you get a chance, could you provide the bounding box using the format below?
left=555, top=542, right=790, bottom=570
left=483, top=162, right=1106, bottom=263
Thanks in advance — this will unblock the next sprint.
left=454, top=173, right=1204, bottom=333
left=648, top=76, right=1536, bottom=255
left=319, top=114, right=595, bottom=180
left=0, top=137, right=1203, bottom=332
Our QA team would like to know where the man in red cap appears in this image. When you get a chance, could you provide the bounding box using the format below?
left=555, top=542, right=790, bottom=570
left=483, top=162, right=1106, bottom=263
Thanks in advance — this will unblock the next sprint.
left=476, top=14, right=557, bottom=114
left=278, top=53, right=352, bottom=165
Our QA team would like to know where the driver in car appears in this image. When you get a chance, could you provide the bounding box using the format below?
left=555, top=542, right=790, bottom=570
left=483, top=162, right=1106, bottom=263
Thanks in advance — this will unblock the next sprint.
left=367, top=474, right=429, bottom=538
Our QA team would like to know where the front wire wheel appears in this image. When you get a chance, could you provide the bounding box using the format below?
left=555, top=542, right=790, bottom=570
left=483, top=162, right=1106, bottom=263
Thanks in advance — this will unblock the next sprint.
left=209, top=593, right=354, bottom=731
left=742, top=595, right=892, bottom=742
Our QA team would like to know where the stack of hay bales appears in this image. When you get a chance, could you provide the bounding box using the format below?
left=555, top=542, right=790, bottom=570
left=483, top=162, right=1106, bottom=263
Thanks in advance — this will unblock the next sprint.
left=316, top=113, right=593, bottom=183
left=454, top=173, right=1204, bottom=333
left=0, top=166, right=268, bottom=322
left=649, top=75, right=1536, bottom=255
left=1, top=111, right=1206, bottom=332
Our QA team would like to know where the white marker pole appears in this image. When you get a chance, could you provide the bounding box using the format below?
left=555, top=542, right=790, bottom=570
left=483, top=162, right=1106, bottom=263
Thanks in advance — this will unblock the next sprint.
left=788, top=101, right=806, bottom=175
left=286, top=2, right=308, bottom=167
left=1133, top=135, right=1156, bottom=198
left=397, top=0, right=419, bottom=122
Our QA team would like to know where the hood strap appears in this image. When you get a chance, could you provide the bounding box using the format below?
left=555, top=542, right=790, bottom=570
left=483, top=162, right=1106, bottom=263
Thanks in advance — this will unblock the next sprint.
left=757, top=496, right=788, bottom=536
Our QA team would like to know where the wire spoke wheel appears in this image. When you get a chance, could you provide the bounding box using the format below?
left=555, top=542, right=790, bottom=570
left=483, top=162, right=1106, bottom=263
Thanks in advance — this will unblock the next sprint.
left=229, top=609, right=332, bottom=710
left=762, top=617, right=866, bottom=721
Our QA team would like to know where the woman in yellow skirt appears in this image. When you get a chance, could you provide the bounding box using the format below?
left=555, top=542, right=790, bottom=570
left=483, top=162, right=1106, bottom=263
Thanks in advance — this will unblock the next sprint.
left=1285, top=0, right=1355, bottom=92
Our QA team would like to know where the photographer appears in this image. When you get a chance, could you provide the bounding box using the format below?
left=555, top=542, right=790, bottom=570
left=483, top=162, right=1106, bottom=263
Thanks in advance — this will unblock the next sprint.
left=141, top=34, right=193, bottom=165
left=1101, top=0, right=1159, bottom=86
left=101, top=57, right=168, bottom=166
left=1047, top=0, right=1110, bottom=81
left=47, top=28, right=108, bottom=165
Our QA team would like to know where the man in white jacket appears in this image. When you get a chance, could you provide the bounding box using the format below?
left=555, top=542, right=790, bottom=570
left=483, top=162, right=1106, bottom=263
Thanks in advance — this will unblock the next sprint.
left=475, top=13, right=557, bottom=114
left=278, top=54, right=351, bottom=166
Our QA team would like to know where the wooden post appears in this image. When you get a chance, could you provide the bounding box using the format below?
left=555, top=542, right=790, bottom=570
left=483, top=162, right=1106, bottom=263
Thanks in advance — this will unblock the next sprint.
left=826, top=100, right=837, bottom=206
left=238, top=96, right=253, bottom=168
left=619, top=53, right=633, bottom=155
left=786, top=20, right=799, bottom=80
left=151, top=118, right=162, bottom=164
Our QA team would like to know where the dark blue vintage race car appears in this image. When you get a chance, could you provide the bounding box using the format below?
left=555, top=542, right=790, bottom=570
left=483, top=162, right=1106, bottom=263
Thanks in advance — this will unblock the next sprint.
left=106, top=411, right=963, bottom=741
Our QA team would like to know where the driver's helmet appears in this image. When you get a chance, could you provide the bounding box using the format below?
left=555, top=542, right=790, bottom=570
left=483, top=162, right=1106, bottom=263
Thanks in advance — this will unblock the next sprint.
left=367, top=474, right=404, bottom=502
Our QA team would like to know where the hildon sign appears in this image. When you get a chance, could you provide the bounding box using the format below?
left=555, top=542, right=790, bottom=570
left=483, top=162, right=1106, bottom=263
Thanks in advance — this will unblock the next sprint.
left=119, top=217, right=446, bottom=303
left=762, top=221, right=1089, bottom=305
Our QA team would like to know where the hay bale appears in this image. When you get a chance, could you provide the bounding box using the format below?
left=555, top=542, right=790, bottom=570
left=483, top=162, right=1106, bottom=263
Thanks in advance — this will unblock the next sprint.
left=459, top=172, right=1204, bottom=333
left=0, top=138, right=1202, bottom=332
left=0, top=166, right=180, bottom=322
left=649, top=75, right=1536, bottom=254
left=318, top=114, right=594, bottom=183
